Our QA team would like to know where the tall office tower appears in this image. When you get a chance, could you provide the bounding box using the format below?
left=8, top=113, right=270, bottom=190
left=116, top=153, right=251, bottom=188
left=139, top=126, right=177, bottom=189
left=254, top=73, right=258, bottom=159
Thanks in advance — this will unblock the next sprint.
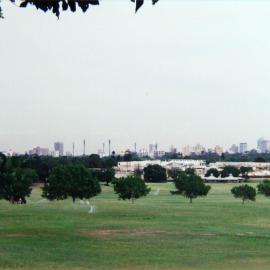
left=260, top=140, right=270, bottom=153
left=257, top=137, right=265, bottom=151
left=83, top=139, right=86, bottom=156
left=29, top=147, right=49, bottom=156
left=149, top=142, right=158, bottom=156
left=193, top=144, right=206, bottom=155
left=239, top=143, right=248, bottom=154
left=182, top=145, right=192, bottom=156
left=214, top=145, right=224, bottom=156
left=170, top=145, right=177, bottom=153
left=229, top=144, right=239, bottom=154
left=257, top=137, right=270, bottom=153
left=54, top=142, right=64, bottom=156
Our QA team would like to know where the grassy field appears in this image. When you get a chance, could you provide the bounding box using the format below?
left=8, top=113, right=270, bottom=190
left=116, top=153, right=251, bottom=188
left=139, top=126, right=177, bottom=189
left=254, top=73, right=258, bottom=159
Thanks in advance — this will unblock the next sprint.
left=1, top=182, right=270, bottom=270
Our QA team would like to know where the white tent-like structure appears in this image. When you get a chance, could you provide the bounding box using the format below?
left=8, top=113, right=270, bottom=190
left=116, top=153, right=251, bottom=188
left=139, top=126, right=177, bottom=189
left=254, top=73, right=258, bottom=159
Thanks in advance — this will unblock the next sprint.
left=204, top=174, right=243, bottom=183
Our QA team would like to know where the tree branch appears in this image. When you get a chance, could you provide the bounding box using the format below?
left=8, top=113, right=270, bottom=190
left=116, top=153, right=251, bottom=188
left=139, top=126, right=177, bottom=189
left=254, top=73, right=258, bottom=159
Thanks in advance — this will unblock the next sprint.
left=0, top=0, right=159, bottom=18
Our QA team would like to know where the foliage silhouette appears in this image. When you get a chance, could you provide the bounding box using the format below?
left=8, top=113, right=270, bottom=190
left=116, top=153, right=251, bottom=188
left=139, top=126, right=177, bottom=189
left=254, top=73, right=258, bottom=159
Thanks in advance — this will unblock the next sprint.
left=1, top=0, right=159, bottom=18
left=143, top=164, right=167, bottom=183
left=257, top=180, right=270, bottom=197
left=113, top=176, right=150, bottom=203
left=42, top=164, right=101, bottom=203
left=171, top=172, right=211, bottom=204
left=0, top=153, right=37, bottom=204
left=231, top=184, right=256, bottom=204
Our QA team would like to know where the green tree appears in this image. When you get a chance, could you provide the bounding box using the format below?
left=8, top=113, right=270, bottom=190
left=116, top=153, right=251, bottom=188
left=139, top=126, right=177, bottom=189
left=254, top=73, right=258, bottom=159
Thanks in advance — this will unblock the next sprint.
left=167, top=168, right=182, bottom=180
left=185, top=168, right=196, bottom=175
left=123, top=152, right=133, bottom=162
left=86, top=154, right=102, bottom=168
left=240, top=166, right=253, bottom=180
left=21, top=155, right=54, bottom=183
left=231, top=184, right=256, bottom=204
left=43, top=165, right=101, bottom=203
left=254, top=157, right=266, bottom=162
left=102, top=157, right=117, bottom=168
left=221, top=166, right=240, bottom=178
left=205, top=168, right=220, bottom=178
left=171, top=172, right=211, bottom=203
left=92, top=168, right=115, bottom=186
left=0, top=153, right=6, bottom=172
left=133, top=168, right=143, bottom=178
left=112, top=176, right=150, bottom=203
left=0, top=153, right=36, bottom=204
left=257, top=180, right=270, bottom=197
left=0, top=168, right=36, bottom=204
left=143, top=164, right=167, bottom=183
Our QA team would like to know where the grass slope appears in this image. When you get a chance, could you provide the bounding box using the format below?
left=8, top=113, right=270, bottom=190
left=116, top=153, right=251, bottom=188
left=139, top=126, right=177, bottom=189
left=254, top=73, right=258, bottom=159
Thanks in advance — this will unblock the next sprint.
left=0, top=183, right=270, bottom=270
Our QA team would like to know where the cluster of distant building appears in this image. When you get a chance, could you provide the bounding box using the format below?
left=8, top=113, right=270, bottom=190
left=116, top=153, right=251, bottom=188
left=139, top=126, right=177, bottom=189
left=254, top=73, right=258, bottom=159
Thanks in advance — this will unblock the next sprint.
left=28, top=142, right=65, bottom=157
left=116, top=159, right=270, bottom=181
left=227, top=137, right=270, bottom=155
left=2, top=136, right=270, bottom=158
left=180, top=138, right=269, bottom=157
left=2, top=142, right=65, bottom=157
left=130, top=137, right=270, bottom=159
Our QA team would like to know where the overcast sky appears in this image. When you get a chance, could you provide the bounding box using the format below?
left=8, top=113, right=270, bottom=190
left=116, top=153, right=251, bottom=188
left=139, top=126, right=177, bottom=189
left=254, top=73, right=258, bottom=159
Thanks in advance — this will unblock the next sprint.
left=1, top=0, right=270, bottom=154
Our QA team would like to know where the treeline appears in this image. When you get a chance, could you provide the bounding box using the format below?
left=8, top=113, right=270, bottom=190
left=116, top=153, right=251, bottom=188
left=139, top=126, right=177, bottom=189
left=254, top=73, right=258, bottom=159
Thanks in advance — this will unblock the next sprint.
left=2, top=154, right=118, bottom=183
left=171, top=151, right=270, bottom=164
left=205, top=166, right=252, bottom=179
left=1, top=152, right=270, bottom=206
left=0, top=152, right=150, bottom=204
left=125, top=151, right=270, bottom=164
left=3, top=150, right=270, bottom=184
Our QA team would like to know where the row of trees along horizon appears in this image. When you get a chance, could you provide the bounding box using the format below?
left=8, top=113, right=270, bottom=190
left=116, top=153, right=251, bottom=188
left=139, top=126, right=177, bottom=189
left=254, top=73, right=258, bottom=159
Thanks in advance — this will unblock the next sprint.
left=106, top=149, right=270, bottom=163
left=0, top=150, right=270, bottom=184
left=1, top=152, right=270, bottom=205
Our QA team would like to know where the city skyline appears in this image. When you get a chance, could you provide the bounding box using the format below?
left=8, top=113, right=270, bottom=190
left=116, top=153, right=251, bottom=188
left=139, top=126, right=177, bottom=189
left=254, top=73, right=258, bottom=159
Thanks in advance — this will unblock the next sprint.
left=2, top=136, right=270, bottom=156
left=1, top=1, right=270, bottom=154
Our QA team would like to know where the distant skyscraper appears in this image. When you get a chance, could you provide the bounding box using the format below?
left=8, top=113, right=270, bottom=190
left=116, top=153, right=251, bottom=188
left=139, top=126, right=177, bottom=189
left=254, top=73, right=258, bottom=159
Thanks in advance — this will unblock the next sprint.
left=149, top=142, right=158, bottom=153
left=170, top=145, right=177, bottom=153
left=138, top=148, right=148, bottom=157
left=257, top=137, right=270, bottom=153
left=239, top=143, right=248, bottom=153
left=29, top=146, right=49, bottom=156
left=257, top=137, right=265, bottom=150
left=260, top=140, right=270, bottom=153
left=54, top=142, right=64, bottom=156
left=214, top=145, right=223, bottom=156
left=229, top=144, right=239, bottom=154
left=193, top=144, right=205, bottom=155
left=149, top=142, right=158, bottom=158
left=182, top=145, right=192, bottom=156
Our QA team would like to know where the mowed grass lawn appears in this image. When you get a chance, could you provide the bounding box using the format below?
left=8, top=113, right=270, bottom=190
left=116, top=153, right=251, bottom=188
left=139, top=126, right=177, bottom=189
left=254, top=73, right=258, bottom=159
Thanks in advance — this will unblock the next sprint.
left=1, top=182, right=270, bottom=270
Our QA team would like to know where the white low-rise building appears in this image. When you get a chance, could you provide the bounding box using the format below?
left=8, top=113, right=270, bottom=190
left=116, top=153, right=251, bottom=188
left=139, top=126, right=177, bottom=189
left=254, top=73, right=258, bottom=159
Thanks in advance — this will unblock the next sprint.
left=116, top=159, right=207, bottom=177
left=210, top=162, right=270, bottom=171
left=248, top=170, right=270, bottom=178
left=204, top=174, right=243, bottom=183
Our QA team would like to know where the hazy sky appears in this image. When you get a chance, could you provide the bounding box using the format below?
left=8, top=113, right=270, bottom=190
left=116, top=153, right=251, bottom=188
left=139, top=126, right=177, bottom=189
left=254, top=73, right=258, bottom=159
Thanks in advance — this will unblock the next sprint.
left=1, top=0, right=270, bottom=154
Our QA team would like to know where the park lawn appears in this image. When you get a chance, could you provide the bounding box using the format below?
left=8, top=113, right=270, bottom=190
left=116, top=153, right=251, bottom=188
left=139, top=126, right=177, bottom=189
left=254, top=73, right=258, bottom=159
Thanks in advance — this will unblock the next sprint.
left=0, top=183, right=270, bottom=270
